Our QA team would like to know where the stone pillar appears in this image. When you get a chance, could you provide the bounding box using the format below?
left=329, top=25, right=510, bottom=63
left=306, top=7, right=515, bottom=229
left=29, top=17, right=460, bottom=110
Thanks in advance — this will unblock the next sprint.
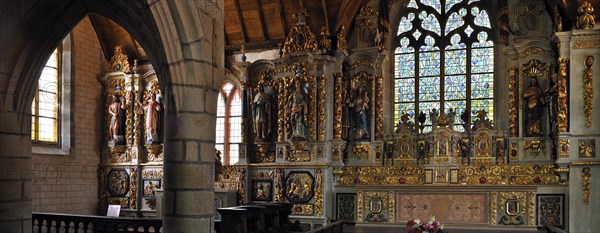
left=148, top=0, right=224, bottom=232
left=0, top=112, right=32, bottom=232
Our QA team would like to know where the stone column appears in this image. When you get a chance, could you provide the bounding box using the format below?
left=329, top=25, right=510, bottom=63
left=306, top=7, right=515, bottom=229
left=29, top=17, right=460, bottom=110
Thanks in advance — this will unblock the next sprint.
left=0, top=112, right=32, bottom=232
left=149, top=0, right=224, bottom=232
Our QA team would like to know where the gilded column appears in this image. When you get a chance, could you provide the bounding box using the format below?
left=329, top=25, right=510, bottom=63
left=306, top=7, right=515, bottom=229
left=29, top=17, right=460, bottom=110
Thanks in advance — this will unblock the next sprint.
left=277, top=80, right=286, bottom=142
left=309, top=76, right=317, bottom=141
left=318, top=75, right=327, bottom=141
left=376, top=75, right=384, bottom=140
left=583, top=55, right=594, bottom=128
left=557, top=58, right=569, bottom=132
left=508, top=66, right=518, bottom=137
left=334, top=73, right=343, bottom=139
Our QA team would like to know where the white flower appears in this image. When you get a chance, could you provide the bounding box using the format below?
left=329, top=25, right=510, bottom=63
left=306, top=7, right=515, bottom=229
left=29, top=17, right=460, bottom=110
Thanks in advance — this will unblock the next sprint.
left=431, top=216, right=436, bottom=221
left=428, top=220, right=433, bottom=225
left=415, top=219, right=421, bottom=224
left=440, top=224, right=444, bottom=230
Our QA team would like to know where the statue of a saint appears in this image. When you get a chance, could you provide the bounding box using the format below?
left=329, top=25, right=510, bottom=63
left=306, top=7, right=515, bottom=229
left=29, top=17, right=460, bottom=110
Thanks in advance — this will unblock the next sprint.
left=447, top=108, right=456, bottom=130
left=215, top=150, right=223, bottom=181
left=288, top=80, right=308, bottom=140
left=252, top=85, right=271, bottom=140
left=545, top=73, right=558, bottom=136
left=138, top=93, right=162, bottom=143
left=429, top=109, right=439, bottom=129
left=108, top=94, right=125, bottom=143
left=523, top=77, right=544, bottom=136
left=350, top=87, right=370, bottom=140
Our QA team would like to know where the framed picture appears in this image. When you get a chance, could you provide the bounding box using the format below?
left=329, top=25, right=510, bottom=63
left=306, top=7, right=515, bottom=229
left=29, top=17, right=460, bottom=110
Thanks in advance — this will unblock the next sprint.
left=536, top=194, right=565, bottom=228
left=142, top=179, right=161, bottom=198
left=251, top=179, right=273, bottom=202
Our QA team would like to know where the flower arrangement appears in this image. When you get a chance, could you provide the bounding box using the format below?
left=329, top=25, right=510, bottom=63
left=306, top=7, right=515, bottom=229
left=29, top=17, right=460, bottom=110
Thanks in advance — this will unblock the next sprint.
left=407, top=216, right=444, bottom=233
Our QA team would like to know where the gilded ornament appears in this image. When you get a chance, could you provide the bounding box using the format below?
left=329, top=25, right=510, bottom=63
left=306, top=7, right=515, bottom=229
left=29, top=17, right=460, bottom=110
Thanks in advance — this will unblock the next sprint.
left=523, top=140, right=546, bottom=158
left=318, top=75, right=327, bottom=141
left=582, top=167, right=591, bottom=205
left=286, top=150, right=311, bottom=162
left=573, top=38, right=600, bottom=49
left=314, top=169, right=324, bottom=216
left=358, top=6, right=376, bottom=17
left=351, top=59, right=382, bottom=70
left=576, top=1, right=595, bottom=30
left=353, top=144, right=370, bottom=160
left=508, top=66, right=518, bottom=137
left=497, top=192, right=528, bottom=226
left=109, top=45, right=131, bottom=73
left=336, top=25, right=348, bottom=51
left=357, top=191, right=364, bottom=222
left=282, top=10, right=318, bottom=55
left=291, top=204, right=314, bottom=215
left=376, top=75, right=383, bottom=140
left=554, top=6, right=563, bottom=32
left=214, top=166, right=239, bottom=192
left=519, top=47, right=552, bottom=58
left=130, top=168, right=137, bottom=209
left=578, top=139, right=595, bottom=158
left=583, top=55, right=594, bottom=128
left=363, top=191, right=392, bottom=223
left=237, top=168, right=247, bottom=205
left=559, top=139, right=570, bottom=158
left=557, top=58, right=569, bottom=132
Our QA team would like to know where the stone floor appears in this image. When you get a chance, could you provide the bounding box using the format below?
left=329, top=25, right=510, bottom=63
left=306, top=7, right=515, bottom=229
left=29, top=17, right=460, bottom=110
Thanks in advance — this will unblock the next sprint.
left=343, top=224, right=539, bottom=233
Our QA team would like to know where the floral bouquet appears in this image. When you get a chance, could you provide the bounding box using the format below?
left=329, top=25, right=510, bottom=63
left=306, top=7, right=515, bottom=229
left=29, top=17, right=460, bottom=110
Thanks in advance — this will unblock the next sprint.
left=406, top=216, right=444, bottom=233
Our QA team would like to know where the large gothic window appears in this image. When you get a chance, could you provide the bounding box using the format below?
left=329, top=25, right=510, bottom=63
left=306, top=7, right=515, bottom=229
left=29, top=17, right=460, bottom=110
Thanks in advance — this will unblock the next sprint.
left=216, top=82, right=242, bottom=164
left=394, top=0, right=494, bottom=132
left=32, top=48, right=60, bottom=143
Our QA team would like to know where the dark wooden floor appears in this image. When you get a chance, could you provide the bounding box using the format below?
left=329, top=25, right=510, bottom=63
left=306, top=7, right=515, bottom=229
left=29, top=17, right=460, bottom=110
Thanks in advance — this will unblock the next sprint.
left=343, top=224, right=538, bottom=233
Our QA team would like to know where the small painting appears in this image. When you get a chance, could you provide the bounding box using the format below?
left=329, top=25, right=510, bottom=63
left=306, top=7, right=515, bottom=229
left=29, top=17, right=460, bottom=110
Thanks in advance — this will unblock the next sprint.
left=252, top=179, right=273, bottom=202
left=142, top=179, right=161, bottom=198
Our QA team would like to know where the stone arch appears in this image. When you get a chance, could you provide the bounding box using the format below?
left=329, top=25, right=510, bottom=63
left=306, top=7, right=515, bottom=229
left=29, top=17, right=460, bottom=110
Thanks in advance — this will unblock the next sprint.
left=0, top=0, right=222, bottom=231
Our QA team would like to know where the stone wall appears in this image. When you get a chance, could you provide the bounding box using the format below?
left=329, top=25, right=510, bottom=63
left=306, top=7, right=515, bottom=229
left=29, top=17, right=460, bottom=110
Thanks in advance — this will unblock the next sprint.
left=32, top=17, right=105, bottom=215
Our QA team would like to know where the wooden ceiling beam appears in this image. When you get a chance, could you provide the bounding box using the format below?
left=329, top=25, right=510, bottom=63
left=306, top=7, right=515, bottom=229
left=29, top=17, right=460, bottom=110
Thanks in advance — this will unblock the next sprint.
left=276, top=0, right=288, bottom=38
left=233, top=0, right=248, bottom=43
left=321, top=0, right=329, bottom=33
left=255, top=0, right=269, bottom=41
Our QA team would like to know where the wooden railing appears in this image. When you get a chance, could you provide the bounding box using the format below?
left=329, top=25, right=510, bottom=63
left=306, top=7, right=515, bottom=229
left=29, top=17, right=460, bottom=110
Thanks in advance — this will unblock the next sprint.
left=32, top=212, right=162, bottom=233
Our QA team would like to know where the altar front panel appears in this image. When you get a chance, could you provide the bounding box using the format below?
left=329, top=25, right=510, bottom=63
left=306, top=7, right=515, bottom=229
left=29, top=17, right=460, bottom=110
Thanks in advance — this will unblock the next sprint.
left=396, top=193, right=489, bottom=224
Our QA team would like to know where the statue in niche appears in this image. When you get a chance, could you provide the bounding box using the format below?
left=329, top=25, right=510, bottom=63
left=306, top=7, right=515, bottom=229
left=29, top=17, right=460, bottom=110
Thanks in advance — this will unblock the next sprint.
left=252, top=84, right=271, bottom=140
left=342, top=80, right=352, bottom=140
left=108, top=94, right=126, bottom=143
left=349, top=87, right=370, bottom=140
left=545, top=72, right=559, bottom=158
left=138, top=93, right=162, bottom=143
left=523, top=77, right=544, bottom=136
left=288, top=80, right=308, bottom=140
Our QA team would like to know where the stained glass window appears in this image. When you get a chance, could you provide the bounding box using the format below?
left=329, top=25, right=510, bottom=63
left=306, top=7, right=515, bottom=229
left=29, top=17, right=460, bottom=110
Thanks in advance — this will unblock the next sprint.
left=32, top=48, right=59, bottom=143
left=215, top=82, right=242, bottom=164
left=395, top=0, right=494, bottom=132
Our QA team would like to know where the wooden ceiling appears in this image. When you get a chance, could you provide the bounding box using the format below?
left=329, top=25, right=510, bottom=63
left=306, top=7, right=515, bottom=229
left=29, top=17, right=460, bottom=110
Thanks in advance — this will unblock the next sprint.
left=224, top=0, right=366, bottom=49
